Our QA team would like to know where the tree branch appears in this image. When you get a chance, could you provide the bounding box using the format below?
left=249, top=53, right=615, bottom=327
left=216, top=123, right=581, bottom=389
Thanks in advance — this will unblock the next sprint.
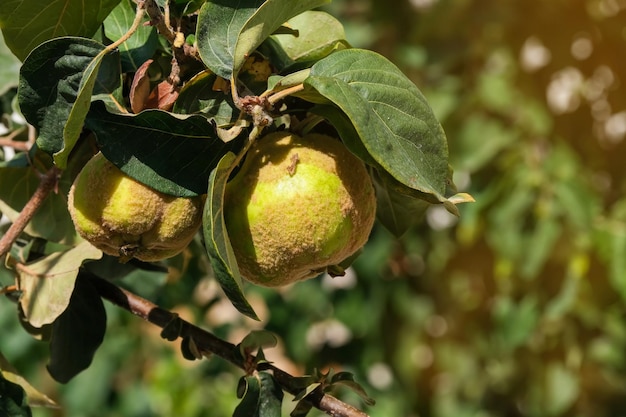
left=0, top=166, right=62, bottom=260
left=90, top=276, right=370, bottom=417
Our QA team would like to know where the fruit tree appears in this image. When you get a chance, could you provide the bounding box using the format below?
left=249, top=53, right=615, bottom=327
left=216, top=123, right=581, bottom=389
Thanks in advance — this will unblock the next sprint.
left=0, top=1, right=471, bottom=416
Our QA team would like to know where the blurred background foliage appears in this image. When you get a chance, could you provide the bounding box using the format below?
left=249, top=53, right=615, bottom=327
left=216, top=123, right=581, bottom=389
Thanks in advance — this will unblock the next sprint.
left=2, top=0, right=626, bottom=416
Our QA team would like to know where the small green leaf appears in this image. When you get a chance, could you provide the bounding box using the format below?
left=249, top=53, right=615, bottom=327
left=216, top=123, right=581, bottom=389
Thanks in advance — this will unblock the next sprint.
left=86, top=101, right=244, bottom=197
left=181, top=336, right=203, bottom=361
left=0, top=0, right=121, bottom=60
left=47, top=275, right=107, bottom=383
left=0, top=352, right=56, bottom=409
left=290, top=400, right=313, bottom=417
left=267, top=69, right=311, bottom=93
left=0, top=371, right=32, bottom=417
left=328, top=372, right=375, bottom=406
left=293, top=382, right=321, bottom=402
left=305, top=49, right=449, bottom=203
left=159, top=314, right=183, bottom=341
left=18, top=242, right=103, bottom=328
left=203, top=152, right=258, bottom=320
left=234, top=374, right=262, bottom=417
left=239, top=330, right=278, bottom=357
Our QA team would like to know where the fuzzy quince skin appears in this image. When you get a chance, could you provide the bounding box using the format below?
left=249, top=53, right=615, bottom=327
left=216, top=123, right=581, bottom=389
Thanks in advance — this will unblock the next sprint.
left=224, top=132, right=376, bottom=287
left=68, top=153, right=204, bottom=262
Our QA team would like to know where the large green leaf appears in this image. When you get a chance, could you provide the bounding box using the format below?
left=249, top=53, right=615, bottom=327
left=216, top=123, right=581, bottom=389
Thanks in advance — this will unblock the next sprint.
left=18, top=37, right=120, bottom=168
left=0, top=0, right=120, bottom=61
left=103, top=0, right=158, bottom=72
left=47, top=275, right=107, bottom=384
left=85, top=102, right=244, bottom=197
left=203, top=152, right=258, bottom=320
left=18, top=242, right=103, bottom=328
left=196, top=0, right=329, bottom=80
left=305, top=49, right=449, bottom=203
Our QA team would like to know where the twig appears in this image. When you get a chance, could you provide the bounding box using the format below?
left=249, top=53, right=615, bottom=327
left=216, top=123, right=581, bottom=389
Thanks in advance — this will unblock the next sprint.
left=90, top=275, right=370, bottom=417
left=266, top=84, right=306, bottom=106
left=0, top=166, right=62, bottom=260
left=106, top=1, right=147, bottom=53
left=0, top=128, right=30, bottom=151
left=144, top=0, right=200, bottom=61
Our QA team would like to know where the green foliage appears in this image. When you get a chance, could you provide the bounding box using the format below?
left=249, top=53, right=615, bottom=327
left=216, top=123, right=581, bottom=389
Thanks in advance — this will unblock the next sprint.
left=1, top=0, right=456, bottom=415
left=3, top=0, right=625, bottom=417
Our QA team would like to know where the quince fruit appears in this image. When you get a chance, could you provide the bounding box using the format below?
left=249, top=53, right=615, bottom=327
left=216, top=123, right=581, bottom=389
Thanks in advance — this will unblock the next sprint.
left=224, top=132, right=376, bottom=287
left=68, top=153, right=204, bottom=262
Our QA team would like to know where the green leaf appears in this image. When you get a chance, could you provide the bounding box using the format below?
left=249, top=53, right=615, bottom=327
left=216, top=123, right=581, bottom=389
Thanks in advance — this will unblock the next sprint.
left=0, top=163, right=78, bottom=244
left=0, top=0, right=120, bottom=60
left=173, top=70, right=239, bottom=126
left=196, top=0, right=264, bottom=80
left=292, top=382, right=321, bottom=402
left=181, top=336, right=203, bottom=361
left=305, top=49, right=449, bottom=202
left=196, top=0, right=329, bottom=80
left=0, top=352, right=57, bottom=409
left=234, top=373, right=283, bottom=417
left=234, top=375, right=262, bottom=417
left=203, top=152, right=258, bottom=320
left=47, top=275, right=107, bottom=384
left=267, top=69, right=311, bottom=93
left=290, top=400, right=313, bottom=417
left=258, top=372, right=283, bottom=417
left=372, top=169, right=429, bottom=237
left=17, top=37, right=119, bottom=168
left=239, top=330, right=278, bottom=357
left=103, top=0, right=158, bottom=72
left=266, top=10, right=348, bottom=72
left=0, top=371, right=32, bottom=417
left=18, top=241, right=103, bottom=328
left=0, top=31, right=20, bottom=95
left=232, top=0, right=330, bottom=78
left=85, top=101, right=244, bottom=197
left=329, top=372, right=375, bottom=406
left=159, top=314, right=184, bottom=341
